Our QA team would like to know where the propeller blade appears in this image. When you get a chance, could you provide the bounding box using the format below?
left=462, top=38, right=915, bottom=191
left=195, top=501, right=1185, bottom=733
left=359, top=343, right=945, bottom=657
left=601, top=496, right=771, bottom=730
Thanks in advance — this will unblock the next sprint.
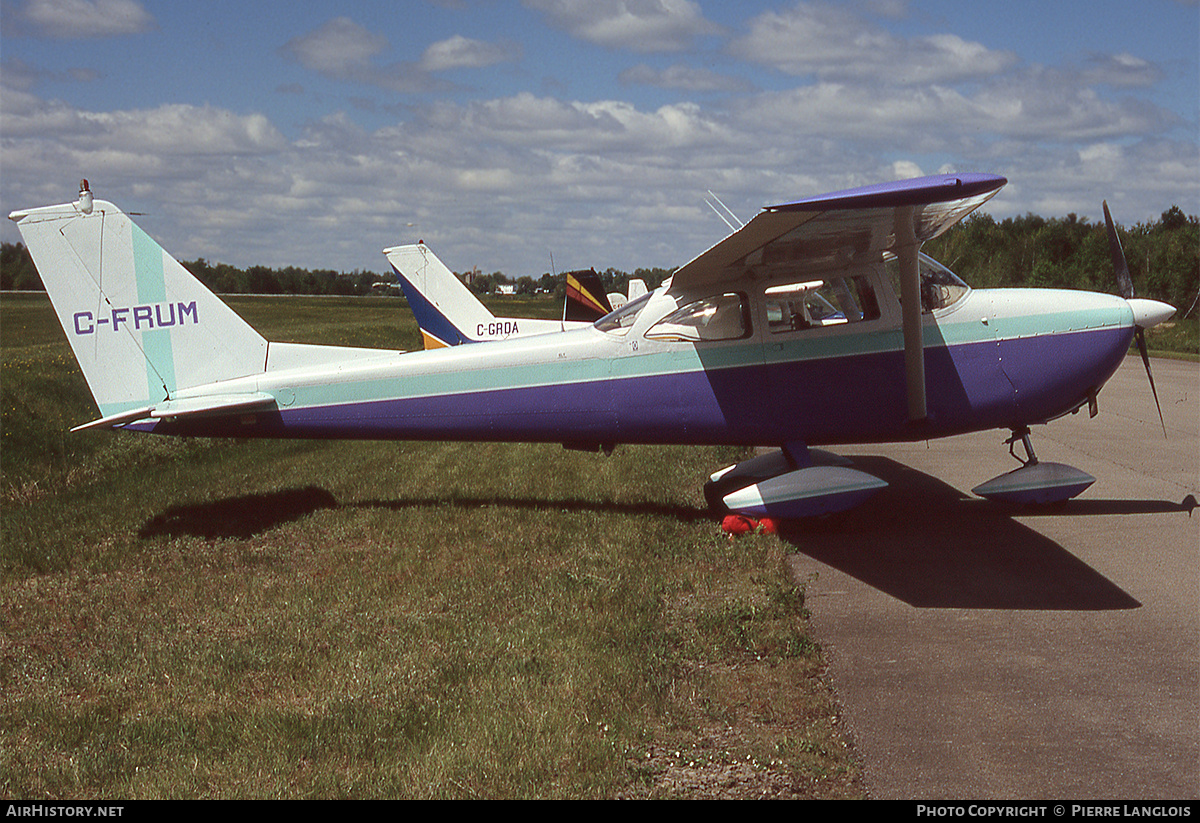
left=1106, top=200, right=1170, bottom=437
left=1135, top=328, right=1167, bottom=438
left=1103, top=200, right=1134, bottom=300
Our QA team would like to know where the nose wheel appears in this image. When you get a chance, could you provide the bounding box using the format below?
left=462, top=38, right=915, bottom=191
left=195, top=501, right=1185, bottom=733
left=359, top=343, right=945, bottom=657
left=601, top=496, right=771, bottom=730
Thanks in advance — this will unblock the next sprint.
left=972, top=426, right=1095, bottom=505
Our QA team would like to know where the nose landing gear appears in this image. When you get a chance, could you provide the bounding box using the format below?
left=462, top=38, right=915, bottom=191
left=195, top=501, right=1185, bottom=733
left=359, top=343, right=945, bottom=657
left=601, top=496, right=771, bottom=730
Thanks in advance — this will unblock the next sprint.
left=972, top=426, right=1096, bottom=505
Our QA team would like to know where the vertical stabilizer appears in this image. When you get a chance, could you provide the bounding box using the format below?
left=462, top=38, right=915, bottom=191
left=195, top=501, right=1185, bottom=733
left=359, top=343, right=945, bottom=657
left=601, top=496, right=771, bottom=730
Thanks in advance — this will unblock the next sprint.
left=10, top=191, right=267, bottom=417
left=563, top=270, right=613, bottom=322
left=384, top=243, right=495, bottom=348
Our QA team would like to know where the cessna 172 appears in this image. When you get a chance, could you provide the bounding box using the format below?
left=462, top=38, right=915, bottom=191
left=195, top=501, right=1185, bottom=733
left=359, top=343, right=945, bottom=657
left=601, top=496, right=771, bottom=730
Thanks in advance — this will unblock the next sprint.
left=9, top=174, right=1175, bottom=518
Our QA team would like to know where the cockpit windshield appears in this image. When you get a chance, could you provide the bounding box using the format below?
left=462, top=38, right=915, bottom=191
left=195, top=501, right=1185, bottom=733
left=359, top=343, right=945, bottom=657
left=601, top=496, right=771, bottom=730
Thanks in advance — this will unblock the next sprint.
left=883, top=252, right=971, bottom=312
left=594, top=291, right=652, bottom=335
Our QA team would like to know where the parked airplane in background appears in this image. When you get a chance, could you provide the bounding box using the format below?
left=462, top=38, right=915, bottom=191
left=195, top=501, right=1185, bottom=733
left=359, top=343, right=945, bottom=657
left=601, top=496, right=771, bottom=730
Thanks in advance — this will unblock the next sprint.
left=383, top=242, right=588, bottom=348
left=10, top=175, right=1174, bottom=518
left=385, top=242, right=641, bottom=349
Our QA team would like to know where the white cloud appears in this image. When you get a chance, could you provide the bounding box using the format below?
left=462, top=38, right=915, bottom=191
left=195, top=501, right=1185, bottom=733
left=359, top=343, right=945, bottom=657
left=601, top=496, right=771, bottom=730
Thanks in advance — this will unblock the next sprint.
left=524, top=0, right=720, bottom=52
left=0, top=94, right=286, bottom=155
left=279, top=18, right=486, bottom=93
left=420, top=92, right=741, bottom=158
left=971, top=67, right=1179, bottom=140
left=0, top=57, right=100, bottom=90
left=5, top=73, right=1193, bottom=277
left=728, top=2, right=1017, bottom=85
left=725, top=67, right=1179, bottom=151
left=618, top=63, right=754, bottom=92
left=19, top=0, right=155, bottom=38
left=279, top=17, right=388, bottom=78
left=419, top=35, right=521, bottom=72
left=891, top=160, right=925, bottom=180
left=1080, top=53, right=1165, bottom=88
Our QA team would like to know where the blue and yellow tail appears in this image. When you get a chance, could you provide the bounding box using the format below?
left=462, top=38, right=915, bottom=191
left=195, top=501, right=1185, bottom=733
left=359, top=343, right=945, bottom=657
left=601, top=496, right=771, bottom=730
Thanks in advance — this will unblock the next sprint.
left=384, top=243, right=579, bottom=348
left=384, top=243, right=495, bottom=348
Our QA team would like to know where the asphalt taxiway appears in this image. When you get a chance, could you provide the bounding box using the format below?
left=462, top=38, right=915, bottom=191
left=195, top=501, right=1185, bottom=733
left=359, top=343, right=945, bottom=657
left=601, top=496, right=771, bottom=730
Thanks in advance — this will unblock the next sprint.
left=785, top=355, right=1198, bottom=799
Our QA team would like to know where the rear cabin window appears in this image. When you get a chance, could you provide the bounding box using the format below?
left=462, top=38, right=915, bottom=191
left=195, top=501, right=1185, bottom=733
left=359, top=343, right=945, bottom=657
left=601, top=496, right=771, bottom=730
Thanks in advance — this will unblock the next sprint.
left=765, top=275, right=880, bottom=334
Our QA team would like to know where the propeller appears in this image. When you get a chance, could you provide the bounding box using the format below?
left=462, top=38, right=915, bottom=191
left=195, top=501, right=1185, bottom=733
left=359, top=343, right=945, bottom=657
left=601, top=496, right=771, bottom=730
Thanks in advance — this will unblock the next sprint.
left=1103, top=200, right=1167, bottom=437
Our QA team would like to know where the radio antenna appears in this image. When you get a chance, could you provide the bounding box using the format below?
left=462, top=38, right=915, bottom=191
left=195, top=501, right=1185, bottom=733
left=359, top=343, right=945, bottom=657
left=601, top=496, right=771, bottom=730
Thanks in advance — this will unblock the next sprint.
left=705, top=190, right=744, bottom=232
left=553, top=252, right=567, bottom=327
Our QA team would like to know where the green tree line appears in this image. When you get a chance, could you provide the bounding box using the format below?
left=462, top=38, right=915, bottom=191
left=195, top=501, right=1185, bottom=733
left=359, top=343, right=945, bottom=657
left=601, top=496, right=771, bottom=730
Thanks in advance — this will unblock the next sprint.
left=467, top=266, right=677, bottom=297
left=923, top=206, right=1198, bottom=315
left=179, top=258, right=389, bottom=296
left=0, top=246, right=390, bottom=296
left=3, top=206, right=1196, bottom=314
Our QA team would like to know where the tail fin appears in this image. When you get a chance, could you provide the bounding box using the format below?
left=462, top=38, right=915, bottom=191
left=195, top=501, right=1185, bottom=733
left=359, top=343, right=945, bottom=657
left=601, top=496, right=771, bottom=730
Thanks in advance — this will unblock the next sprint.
left=385, top=242, right=602, bottom=347
left=563, top=270, right=613, bottom=322
left=9, top=188, right=267, bottom=418
left=384, top=243, right=496, bottom=349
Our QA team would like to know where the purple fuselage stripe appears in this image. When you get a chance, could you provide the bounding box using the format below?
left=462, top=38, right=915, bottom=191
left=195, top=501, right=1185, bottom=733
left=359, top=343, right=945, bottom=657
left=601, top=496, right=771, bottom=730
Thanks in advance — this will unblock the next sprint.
left=143, top=325, right=1132, bottom=446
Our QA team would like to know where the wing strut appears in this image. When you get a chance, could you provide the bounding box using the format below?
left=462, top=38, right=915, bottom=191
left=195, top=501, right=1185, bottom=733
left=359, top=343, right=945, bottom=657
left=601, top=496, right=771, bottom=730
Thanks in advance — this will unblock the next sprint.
left=894, top=206, right=926, bottom=422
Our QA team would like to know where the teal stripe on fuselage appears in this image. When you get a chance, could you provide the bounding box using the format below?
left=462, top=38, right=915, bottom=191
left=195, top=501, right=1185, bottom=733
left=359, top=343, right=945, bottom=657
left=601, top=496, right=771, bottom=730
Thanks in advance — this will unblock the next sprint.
left=275, top=329, right=765, bottom=412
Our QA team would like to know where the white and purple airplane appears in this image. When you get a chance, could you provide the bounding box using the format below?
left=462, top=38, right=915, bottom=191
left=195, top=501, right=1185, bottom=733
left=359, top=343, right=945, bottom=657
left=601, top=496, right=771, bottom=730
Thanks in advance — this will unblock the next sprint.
left=9, top=174, right=1174, bottom=518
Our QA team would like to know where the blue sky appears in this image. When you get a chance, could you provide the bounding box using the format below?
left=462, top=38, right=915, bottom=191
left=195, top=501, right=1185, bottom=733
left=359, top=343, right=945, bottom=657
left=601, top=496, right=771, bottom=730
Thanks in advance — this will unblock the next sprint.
left=2, top=0, right=1197, bottom=278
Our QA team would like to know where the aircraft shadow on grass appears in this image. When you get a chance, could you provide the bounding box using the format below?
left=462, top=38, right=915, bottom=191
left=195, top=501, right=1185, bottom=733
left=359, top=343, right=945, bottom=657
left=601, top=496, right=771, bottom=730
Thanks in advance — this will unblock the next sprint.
left=347, top=496, right=713, bottom=522
left=138, top=486, right=339, bottom=541
left=135, top=486, right=712, bottom=542
left=136, top=460, right=1191, bottom=611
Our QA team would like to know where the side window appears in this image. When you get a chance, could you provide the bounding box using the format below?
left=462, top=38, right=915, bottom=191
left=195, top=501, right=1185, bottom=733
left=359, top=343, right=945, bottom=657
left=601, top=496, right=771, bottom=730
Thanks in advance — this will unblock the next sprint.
left=766, top=276, right=880, bottom=334
left=645, top=293, right=749, bottom=342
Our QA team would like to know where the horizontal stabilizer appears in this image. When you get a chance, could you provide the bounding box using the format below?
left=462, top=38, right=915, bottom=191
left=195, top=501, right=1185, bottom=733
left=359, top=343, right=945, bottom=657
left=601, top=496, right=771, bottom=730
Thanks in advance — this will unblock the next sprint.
left=71, top=392, right=276, bottom=432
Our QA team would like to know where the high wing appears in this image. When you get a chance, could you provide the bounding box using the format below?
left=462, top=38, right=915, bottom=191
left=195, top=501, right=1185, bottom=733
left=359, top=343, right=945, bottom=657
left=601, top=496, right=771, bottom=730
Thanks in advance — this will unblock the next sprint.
left=669, top=173, right=1006, bottom=293
left=668, top=173, right=1007, bottom=422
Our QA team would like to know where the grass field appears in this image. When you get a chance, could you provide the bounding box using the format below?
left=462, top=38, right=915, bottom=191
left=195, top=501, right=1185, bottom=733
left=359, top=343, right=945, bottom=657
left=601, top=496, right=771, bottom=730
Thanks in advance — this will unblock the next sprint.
left=1, top=293, right=863, bottom=799
left=1142, top=317, right=1200, bottom=360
